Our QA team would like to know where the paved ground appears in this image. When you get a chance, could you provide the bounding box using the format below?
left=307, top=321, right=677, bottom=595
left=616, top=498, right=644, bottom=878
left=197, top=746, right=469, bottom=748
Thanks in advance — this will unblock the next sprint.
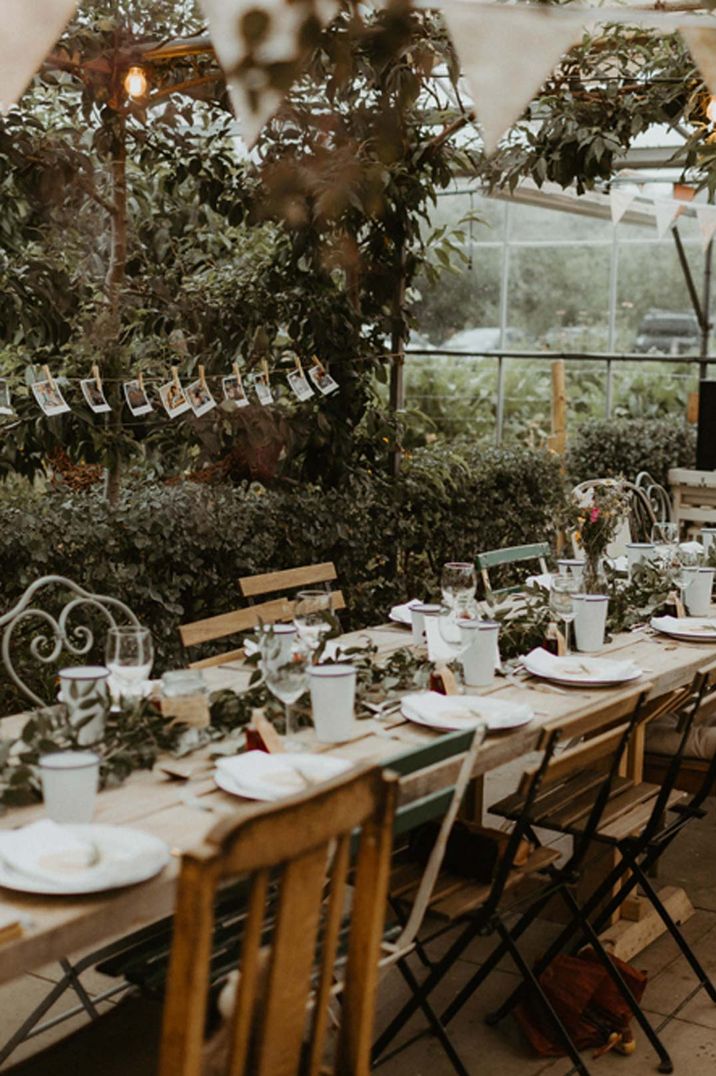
left=2, top=763, right=715, bottom=1075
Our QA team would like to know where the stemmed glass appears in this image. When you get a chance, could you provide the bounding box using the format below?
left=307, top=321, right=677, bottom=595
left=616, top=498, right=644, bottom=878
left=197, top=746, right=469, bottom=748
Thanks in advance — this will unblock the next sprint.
left=440, top=562, right=478, bottom=617
left=293, top=590, right=335, bottom=655
left=261, top=636, right=311, bottom=750
left=652, top=522, right=679, bottom=566
left=549, top=576, right=578, bottom=656
left=105, top=626, right=154, bottom=702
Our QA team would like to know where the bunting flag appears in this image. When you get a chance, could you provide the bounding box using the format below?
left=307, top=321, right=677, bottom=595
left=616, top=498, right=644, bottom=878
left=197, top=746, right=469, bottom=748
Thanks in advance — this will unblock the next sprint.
left=0, top=0, right=77, bottom=112
left=200, top=0, right=338, bottom=146
left=653, top=199, right=681, bottom=238
left=440, top=1, right=584, bottom=154
left=609, top=183, right=640, bottom=225
left=681, top=26, right=716, bottom=97
left=696, top=205, right=716, bottom=250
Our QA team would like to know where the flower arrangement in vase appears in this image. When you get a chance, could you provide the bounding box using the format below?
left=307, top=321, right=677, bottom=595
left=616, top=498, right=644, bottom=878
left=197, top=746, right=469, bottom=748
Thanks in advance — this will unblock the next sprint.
left=568, top=480, right=631, bottom=594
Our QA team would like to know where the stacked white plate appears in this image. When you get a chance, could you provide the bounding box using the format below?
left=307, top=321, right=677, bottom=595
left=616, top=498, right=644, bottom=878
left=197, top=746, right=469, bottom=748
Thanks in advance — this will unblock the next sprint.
left=522, top=647, right=643, bottom=687
left=650, top=616, right=716, bottom=642
left=401, top=692, right=533, bottom=732
left=215, top=751, right=353, bottom=801
left=389, top=599, right=422, bottom=626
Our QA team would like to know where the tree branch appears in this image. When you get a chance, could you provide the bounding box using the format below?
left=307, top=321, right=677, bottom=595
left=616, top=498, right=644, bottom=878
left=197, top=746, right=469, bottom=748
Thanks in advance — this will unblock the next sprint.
left=76, top=174, right=116, bottom=217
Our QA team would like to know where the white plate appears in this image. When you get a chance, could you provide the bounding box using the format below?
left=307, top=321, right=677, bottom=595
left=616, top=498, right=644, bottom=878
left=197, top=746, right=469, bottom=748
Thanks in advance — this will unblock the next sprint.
left=401, top=692, right=533, bottom=732
left=389, top=600, right=422, bottom=626
left=650, top=616, right=716, bottom=642
left=215, top=751, right=353, bottom=802
left=0, top=825, right=170, bottom=896
left=522, top=655, right=642, bottom=688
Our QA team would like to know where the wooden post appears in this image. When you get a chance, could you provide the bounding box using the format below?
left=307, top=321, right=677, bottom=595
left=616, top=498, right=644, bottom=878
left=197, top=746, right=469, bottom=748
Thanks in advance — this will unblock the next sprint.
left=549, top=359, right=567, bottom=454
left=687, top=390, right=699, bottom=424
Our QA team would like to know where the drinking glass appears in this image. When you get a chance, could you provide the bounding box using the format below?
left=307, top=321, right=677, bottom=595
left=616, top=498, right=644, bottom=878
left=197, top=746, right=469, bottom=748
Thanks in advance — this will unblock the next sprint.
left=105, top=626, right=154, bottom=701
left=549, top=575, right=578, bottom=655
left=651, top=521, right=679, bottom=554
left=262, top=639, right=310, bottom=750
left=293, top=590, right=335, bottom=654
left=440, top=562, right=477, bottom=616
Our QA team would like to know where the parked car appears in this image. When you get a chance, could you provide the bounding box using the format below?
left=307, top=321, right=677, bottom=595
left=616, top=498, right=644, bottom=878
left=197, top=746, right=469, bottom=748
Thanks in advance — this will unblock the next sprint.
left=441, top=327, right=525, bottom=353
left=633, top=309, right=700, bottom=355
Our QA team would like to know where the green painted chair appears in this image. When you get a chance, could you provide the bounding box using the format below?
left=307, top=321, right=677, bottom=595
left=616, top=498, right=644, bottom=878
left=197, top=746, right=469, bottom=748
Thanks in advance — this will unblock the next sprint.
left=476, top=542, right=550, bottom=597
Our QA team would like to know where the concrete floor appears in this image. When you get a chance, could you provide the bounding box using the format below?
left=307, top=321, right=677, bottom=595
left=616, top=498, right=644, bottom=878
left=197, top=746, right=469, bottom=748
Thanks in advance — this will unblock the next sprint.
left=2, top=763, right=715, bottom=1075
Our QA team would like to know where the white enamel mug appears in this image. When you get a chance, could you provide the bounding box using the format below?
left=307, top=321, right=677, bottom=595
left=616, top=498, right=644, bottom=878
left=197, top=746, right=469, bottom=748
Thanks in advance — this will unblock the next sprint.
left=410, top=603, right=442, bottom=646
left=459, top=620, right=499, bottom=687
left=307, top=664, right=357, bottom=743
left=625, top=543, right=656, bottom=576
left=573, top=595, right=609, bottom=653
left=684, top=567, right=714, bottom=617
left=39, top=751, right=100, bottom=824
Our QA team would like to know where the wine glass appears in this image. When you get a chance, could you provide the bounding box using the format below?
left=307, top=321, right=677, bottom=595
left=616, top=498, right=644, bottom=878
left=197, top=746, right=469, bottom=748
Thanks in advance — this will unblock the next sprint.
left=293, top=590, right=335, bottom=654
left=440, top=562, right=477, bottom=616
left=549, top=576, right=578, bottom=656
left=652, top=522, right=679, bottom=564
left=105, top=626, right=154, bottom=702
left=262, top=639, right=310, bottom=750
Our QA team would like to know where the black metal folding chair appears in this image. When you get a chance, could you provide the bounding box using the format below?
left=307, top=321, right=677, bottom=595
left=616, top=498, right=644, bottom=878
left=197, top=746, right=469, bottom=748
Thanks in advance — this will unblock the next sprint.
left=487, top=663, right=716, bottom=1053
left=372, top=684, right=659, bottom=1076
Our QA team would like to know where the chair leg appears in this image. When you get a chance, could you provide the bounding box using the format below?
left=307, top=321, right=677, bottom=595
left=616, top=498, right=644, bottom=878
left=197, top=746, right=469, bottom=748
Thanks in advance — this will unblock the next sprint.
left=371, top=920, right=480, bottom=1065
left=494, top=917, right=591, bottom=1076
left=393, top=958, right=471, bottom=1076
left=559, top=886, right=674, bottom=1074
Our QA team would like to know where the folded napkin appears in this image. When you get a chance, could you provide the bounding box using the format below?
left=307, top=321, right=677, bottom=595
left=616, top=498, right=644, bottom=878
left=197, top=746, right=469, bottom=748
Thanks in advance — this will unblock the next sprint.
left=651, top=616, right=716, bottom=636
left=216, top=751, right=353, bottom=802
left=401, top=692, right=532, bottom=731
left=523, top=647, right=641, bottom=682
left=525, top=574, right=552, bottom=591
left=0, top=819, right=164, bottom=890
left=389, top=599, right=422, bottom=626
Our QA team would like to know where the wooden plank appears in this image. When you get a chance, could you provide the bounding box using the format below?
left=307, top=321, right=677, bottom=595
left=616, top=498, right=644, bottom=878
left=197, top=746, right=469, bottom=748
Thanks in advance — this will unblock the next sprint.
left=239, top=562, right=337, bottom=598
left=600, top=886, right=694, bottom=962
left=549, top=358, right=567, bottom=455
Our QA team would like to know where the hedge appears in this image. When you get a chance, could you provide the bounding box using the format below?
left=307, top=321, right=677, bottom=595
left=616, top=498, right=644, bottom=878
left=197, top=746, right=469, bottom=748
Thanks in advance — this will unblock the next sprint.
left=0, top=443, right=566, bottom=706
left=566, top=417, right=696, bottom=488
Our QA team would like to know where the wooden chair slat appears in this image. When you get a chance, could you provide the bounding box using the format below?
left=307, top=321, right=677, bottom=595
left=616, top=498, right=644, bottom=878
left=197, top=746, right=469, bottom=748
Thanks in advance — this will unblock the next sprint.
left=239, top=563, right=337, bottom=598
left=228, top=870, right=270, bottom=1076
left=520, top=723, right=631, bottom=795
left=477, top=542, right=551, bottom=597
left=253, top=848, right=328, bottom=1076
left=598, top=789, right=687, bottom=842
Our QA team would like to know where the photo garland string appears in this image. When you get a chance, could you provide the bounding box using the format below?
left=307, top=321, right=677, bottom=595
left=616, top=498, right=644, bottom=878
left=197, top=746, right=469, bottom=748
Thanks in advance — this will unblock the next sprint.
left=0, top=353, right=340, bottom=422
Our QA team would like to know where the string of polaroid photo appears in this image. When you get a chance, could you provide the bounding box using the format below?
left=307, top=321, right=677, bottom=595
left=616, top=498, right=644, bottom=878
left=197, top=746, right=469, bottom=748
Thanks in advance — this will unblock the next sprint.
left=0, top=353, right=340, bottom=421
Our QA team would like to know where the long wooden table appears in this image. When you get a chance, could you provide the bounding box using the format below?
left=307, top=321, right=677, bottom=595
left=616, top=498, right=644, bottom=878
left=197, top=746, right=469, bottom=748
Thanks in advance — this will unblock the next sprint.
left=0, top=621, right=712, bottom=985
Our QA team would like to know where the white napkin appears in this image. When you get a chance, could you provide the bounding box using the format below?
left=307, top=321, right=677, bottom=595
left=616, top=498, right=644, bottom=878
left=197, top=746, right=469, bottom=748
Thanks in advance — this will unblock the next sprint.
left=401, top=692, right=532, bottom=731
left=216, top=751, right=352, bottom=801
left=523, top=647, right=641, bottom=682
left=525, top=574, right=552, bottom=591
left=0, top=820, right=163, bottom=889
left=651, top=616, right=716, bottom=637
left=389, top=599, right=422, bottom=626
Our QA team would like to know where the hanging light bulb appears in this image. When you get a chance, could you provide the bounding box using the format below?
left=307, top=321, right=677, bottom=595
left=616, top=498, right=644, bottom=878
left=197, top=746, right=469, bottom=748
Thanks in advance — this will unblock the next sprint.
left=707, top=95, right=716, bottom=124
left=124, top=65, right=148, bottom=100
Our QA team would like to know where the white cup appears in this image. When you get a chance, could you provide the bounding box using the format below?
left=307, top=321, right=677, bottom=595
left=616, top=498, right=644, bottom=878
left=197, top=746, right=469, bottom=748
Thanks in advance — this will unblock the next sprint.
left=573, top=595, right=609, bottom=653
left=410, top=603, right=442, bottom=646
left=58, top=666, right=110, bottom=746
left=557, top=559, right=585, bottom=586
left=39, top=751, right=100, bottom=824
left=684, top=567, right=714, bottom=616
left=460, top=620, right=499, bottom=687
left=308, top=664, right=357, bottom=743
left=625, top=543, right=656, bottom=576
left=701, top=528, right=716, bottom=555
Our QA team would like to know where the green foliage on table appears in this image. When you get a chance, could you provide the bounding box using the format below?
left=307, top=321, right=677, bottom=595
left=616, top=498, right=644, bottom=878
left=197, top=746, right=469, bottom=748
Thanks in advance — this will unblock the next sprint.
left=566, top=419, right=696, bottom=488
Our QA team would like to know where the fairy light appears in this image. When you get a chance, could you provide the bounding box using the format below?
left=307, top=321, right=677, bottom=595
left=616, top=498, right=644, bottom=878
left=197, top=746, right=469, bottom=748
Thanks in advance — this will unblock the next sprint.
left=124, top=65, right=148, bottom=100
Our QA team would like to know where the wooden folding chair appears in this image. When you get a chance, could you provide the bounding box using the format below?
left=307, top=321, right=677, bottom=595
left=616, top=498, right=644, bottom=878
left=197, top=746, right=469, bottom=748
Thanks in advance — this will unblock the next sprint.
left=179, top=563, right=346, bottom=669
left=375, top=684, right=656, bottom=1076
left=159, top=765, right=397, bottom=1076
left=476, top=542, right=550, bottom=597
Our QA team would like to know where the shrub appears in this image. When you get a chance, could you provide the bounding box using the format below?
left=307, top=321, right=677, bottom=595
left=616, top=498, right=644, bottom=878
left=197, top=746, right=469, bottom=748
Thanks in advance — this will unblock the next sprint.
left=0, top=444, right=567, bottom=709
left=566, top=418, right=696, bottom=488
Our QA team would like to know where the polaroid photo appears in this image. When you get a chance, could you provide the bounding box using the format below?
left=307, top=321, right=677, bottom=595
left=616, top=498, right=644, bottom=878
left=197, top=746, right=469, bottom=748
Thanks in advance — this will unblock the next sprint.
left=222, top=374, right=250, bottom=409
left=287, top=370, right=315, bottom=402
left=31, top=378, right=70, bottom=417
left=123, top=379, right=154, bottom=417
left=308, top=364, right=339, bottom=396
left=80, top=378, right=112, bottom=414
left=158, top=379, right=192, bottom=418
left=0, top=379, right=13, bottom=416
left=254, top=378, right=274, bottom=406
left=186, top=378, right=217, bottom=417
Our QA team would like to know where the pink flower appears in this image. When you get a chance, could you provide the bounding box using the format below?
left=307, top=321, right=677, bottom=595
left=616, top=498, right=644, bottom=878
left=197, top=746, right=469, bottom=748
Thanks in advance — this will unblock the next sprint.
left=590, top=506, right=601, bottom=523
